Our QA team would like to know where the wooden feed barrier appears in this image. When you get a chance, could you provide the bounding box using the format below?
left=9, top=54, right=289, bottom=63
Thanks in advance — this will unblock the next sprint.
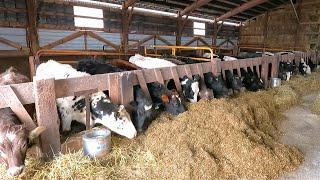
left=0, top=52, right=318, bottom=160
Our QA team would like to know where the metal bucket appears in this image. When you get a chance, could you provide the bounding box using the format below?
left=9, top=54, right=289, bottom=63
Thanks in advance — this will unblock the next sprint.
left=271, top=78, right=281, bottom=88
left=83, top=128, right=111, bottom=158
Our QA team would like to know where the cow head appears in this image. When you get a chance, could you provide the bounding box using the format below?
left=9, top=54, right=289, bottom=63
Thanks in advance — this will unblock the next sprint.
left=130, top=88, right=154, bottom=133
left=91, top=94, right=137, bottom=139
left=181, top=76, right=200, bottom=103
left=161, top=90, right=186, bottom=115
left=0, top=126, right=45, bottom=176
left=199, top=88, right=214, bottom=100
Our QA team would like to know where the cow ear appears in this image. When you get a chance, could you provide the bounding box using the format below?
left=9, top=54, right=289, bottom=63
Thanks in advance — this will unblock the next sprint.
left=193, top=75, right=200, bottom=81
left=161, top=95, right=169, bottom=103
left=28, top=126, right=46, bottom=141
left=118, top=105, right=125, bottom=111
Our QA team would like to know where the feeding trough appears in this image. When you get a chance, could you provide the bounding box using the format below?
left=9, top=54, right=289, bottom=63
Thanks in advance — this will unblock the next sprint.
left=82, top=128, right=111, bottom=158
left=271, top=78, right=281, bottom=88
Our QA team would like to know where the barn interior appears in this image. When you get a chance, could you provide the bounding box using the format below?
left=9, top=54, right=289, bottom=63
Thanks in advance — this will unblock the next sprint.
left=0, top=0, right=320, bottom=179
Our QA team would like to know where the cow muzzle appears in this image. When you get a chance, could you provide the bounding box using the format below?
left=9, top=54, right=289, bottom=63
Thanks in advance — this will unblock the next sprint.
left=7, top=165, right=24, bottom=176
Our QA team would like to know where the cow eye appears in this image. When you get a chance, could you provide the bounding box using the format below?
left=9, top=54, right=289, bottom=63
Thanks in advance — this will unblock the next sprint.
left=22, top=142, right=27, bottom=149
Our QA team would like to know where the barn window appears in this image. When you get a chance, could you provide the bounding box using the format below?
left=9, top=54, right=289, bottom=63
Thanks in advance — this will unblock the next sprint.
left=193, top=22, right=206, bottom=36
left=73, top=6, right=104, bottom=28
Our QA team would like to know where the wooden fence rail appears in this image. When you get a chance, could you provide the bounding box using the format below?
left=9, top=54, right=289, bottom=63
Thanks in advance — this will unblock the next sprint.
left=0, top=51, right=318, bottom=160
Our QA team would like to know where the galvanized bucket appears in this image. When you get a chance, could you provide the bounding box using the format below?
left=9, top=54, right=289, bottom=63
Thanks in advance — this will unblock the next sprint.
left=83, top=128, right=111, bottom=158
left=271, top=78, right=281, bottom=88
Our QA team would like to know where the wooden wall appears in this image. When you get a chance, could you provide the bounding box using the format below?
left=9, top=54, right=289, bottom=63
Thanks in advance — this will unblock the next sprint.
left=240, top=0, right=320, bottom=51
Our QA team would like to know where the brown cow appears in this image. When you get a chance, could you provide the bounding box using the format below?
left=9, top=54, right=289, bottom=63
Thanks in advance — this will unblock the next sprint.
left=0, top=67, right=45, bottom=176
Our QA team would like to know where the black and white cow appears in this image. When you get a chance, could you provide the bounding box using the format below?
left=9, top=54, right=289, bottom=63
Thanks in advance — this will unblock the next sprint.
left=147, top=82, right=186, bottom=115
left=36, top=60, right=137, bottom=139
left=0, top=67, right=45, bottom=176
left=307, top=57, right=316, bottom=72
left=128, top=55, right=200, bottom=103
left=299, top=59, right=311, bottom=75
left=241, top=68, right=264, bottom=92
left=77, top=59, right=124, bottom=74
left=129, top=87, right=154, bottom=132
left=204, top=72, right=229, bottom=98
left=278, top=61, right=294, bottom=81
left=76, top=59, right=155, bottom=133
left=173, top=76, right=200, bottom=103
left=225, top=70, right=244, bottom=93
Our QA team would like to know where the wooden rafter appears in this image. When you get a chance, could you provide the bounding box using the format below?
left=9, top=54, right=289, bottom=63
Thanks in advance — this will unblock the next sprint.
left=41, top=31, right=85, bottom=50
left=180, top=0, right=214, bottom=16
left=129, top=35, right=154, bottom=48
left=0, top=37, right=29, bottom=51
left=184, top=37, right=198, bottom=46
left=156, top=35, right=173, bottom=46
left=86, top=31, right=119, bottom=50
left=197, top=37, right=210, bottom=47
left=216, top=0, right=268, bottom=22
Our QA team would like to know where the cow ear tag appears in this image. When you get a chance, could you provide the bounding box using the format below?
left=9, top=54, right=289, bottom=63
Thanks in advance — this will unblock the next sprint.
left=161, top=95, right=169, bottom=103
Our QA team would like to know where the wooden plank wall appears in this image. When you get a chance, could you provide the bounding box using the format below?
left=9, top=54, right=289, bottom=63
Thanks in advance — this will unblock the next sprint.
left=240, top=0, right=320, bottom=51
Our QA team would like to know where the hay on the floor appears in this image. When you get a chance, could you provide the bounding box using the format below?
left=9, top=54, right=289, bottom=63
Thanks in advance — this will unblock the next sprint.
left=3, top=71, right=320, bottom=179
left=283, top=71, right=320, bottom=95
left=312, top=94, right=320, bottom=114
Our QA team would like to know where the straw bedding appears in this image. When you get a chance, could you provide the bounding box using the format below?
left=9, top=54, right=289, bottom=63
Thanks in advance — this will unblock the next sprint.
left=312, top=94, right=320, bottom=114
left=1, top=71, right=320, bottom=180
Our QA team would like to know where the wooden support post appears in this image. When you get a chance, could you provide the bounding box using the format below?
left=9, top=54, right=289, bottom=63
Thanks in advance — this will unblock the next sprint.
left=262, top=12, right=269, bottom=51
left=74, top=89, right=97, bottom=130
left=121, top=1, right=137, bottom=55
left=176, top=15, right=183, bottom=46
left=26, top=0, right=39, bottom=55
left=84, top=31, right=88, bottom=50
left=211, top=59, right=219, bottom=75
left=121, top=9, right=129, bottom=54
left=153, top=69, right=164, bottom=85
left=169, top=67, right=182, bottom=92
left=109, top=72, right=134, bottom=106
left=29, top=56, right=36, bottom=79
left=135, top=71, right=151, bottom=100
left=33, top=77, right=60, bottom=160
left=271, top=56, right=279, bottom=78
left=183, top=65, right=193, bottom=79
left=196, top=63, right=207, bottom=87
left=261, top=57, right=269, bottom=88
left=294, top=0, right=302, bottom=50
left=213, top=20, right=218, bottom=46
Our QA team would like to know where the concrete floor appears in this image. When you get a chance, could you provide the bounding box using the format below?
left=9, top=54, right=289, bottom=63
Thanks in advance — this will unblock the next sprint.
left=280, top=93, right=320, bottom=180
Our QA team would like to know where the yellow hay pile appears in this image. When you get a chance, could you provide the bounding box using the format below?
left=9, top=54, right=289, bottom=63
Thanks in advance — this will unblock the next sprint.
left=2, top=72, right=320, bottom=179
left=283, top=71, right=320, bottom=95
left=312, top=94, right=320, bottom=114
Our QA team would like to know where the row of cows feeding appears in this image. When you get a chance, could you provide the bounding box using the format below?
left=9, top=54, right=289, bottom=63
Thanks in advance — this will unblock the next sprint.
left=0, top=52, right=318, bottom=176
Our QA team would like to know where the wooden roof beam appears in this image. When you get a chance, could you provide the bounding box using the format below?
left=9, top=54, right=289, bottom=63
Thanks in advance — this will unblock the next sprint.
left=123, top=0, right=139, bottom=9
left=216, top=0, right=268, bottom=22
left=179, top=0, right=214, bottom=16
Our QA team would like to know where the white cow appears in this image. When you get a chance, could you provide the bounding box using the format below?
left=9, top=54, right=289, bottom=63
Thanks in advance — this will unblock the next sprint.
left=129, top=54, right=177, bottom=69
left=223, top=56, right=238, bottom=61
